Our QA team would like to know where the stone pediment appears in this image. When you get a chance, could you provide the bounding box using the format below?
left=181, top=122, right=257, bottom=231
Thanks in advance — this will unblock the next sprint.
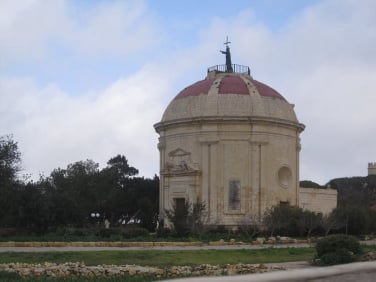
left=165, top=148, right=200, bottom=175
left=168, top=148, right=190, bottom=157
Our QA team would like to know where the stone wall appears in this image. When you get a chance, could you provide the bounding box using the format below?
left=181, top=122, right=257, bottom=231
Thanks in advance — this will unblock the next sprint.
left=0, top=262, right=285, bottom=279
left=368, top=162, right=376, bottom=176
left=299, top=187, right=337, bottom=215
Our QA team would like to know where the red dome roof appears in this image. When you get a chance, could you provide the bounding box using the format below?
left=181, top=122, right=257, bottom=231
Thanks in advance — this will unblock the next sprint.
left=174, top=74, right=286, bottom=101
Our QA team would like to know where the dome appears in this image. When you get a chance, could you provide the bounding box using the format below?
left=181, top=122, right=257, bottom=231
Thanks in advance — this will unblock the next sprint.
left=154, top=42, right=307, bottom=228
left=158, top=71, right=304, bottom=132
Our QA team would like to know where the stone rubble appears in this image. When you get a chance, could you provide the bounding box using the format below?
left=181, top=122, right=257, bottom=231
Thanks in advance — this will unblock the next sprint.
left=0, top=262, right=286, bottom=278
left=360, top=252, right=376, bottom=261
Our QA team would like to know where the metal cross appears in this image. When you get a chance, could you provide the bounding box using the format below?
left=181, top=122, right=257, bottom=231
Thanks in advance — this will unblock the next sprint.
left=224, top=36, right=231, bottom=47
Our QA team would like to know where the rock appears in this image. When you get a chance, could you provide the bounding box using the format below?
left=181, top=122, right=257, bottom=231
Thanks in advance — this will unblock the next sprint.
left=268, top=236, right=277, bottom=242
left=0, top=261, right=286, bottom=278
left=259, top=263, right=267, bottom=269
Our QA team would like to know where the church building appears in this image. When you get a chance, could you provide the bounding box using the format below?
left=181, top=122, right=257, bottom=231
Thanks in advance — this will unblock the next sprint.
left=154, top=41, right=336, bottom=228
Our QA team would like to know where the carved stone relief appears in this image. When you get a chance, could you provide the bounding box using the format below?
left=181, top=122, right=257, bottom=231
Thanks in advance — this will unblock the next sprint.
left=165, top=148, right=199, bottom=173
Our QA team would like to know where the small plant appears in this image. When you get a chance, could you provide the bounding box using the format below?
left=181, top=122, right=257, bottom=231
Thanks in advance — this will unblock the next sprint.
left=314, top=234, right=362, bottom=266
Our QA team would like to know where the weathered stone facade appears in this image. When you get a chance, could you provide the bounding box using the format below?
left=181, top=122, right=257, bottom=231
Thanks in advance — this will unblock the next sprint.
left=368, top=162, right=376, bottom=176
left=155, top=65, right=307, bottom=227
left=155, top=52, right=337, bottom=228
left=299, top=187, right=338, bottom=215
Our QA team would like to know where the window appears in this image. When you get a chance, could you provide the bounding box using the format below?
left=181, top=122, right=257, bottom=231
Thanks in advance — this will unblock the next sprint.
left=229, top=180, right=241, bottom=210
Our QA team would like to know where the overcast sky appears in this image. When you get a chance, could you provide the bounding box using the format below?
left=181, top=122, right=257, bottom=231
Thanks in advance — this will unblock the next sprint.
left=1, top=0, right=375, bottom=185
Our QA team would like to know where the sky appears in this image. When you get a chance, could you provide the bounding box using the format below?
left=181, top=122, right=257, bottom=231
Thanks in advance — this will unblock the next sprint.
left=1, top=0, right=375, bottom=185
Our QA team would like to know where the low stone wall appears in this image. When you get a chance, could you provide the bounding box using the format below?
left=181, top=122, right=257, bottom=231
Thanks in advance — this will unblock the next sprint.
left=0, top=241, right=207, bottom=247
left=0, top=262, right=286, bottom=278
left=0, top=239, right=312, bottom=248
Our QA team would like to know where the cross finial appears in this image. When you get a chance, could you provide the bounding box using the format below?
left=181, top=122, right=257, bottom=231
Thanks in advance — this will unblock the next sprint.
left=220, top=36, right=233, bottom=73
left=224, top=36, right=231, bottom=47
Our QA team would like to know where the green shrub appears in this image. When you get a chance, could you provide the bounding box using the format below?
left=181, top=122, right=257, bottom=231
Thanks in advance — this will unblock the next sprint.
left=318, top=249, right=355, bottom=266
left=316, top=234, right=361, bottom=257
left=156, top=227, right=173, bottom=237
left=122, top=227, right=149, bottom=238
left=56, top=227, right=94, bottom=237
left=96, top=228, right=122, bottom=238
left=0, top=270, right=21, bottom=281
left=315, top=234, right=362, bottom=265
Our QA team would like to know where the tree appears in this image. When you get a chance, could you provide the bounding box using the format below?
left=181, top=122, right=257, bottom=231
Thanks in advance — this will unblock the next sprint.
left=297, top=210, right=321, bottom=237
left=165, top=200, right=206, bottom=236
left=330, top=206, right=371, bottom=235
left=321, top=212, right=343, bottom=236
left=49, top=159, right=101, bottom=227
left=165, top=201, right=190, bottom=236
left=189, top=201, right=206, bottom=235
left=0, top=135, right=22, bottom=227
left=0, top=135, right=21, bottom=185
left=0, top=140, right=159, bottom=233
left=105, top=155, right=138, bottom=189
left=237, top=215, right=261, bottom=239
left=263, top=204, right=321, bottom=237
left=300, top=180, right=323, bottom=188
left=137, top=197, right=155, bottom=231
left=16, top=180, right=56, bottom=234
left=263, top=204, right=300, bottom=236
left=328, top=176, right=376, bottom=208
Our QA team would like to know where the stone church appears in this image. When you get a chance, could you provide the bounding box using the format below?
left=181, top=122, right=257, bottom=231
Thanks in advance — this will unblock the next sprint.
left=154, top=42, right=336, bottom=228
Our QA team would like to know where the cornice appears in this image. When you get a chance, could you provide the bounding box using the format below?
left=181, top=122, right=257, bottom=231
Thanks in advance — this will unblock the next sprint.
left=154, top=116, right=305, bottom=133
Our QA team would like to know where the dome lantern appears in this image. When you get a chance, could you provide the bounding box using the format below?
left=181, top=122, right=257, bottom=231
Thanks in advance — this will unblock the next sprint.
left=207, top=36, right=251, bottom=76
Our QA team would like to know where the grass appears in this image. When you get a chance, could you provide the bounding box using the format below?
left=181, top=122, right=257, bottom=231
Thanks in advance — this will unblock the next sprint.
left=0, top=247, right=315, bottom=281
left=0, top=247, right=316, bottom=266
left=0, top=244, right=375, bottom=281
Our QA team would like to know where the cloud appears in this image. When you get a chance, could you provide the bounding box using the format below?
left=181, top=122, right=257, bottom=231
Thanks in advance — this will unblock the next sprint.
left=70, top=0, right=160, bottom=57
left=189, top=0, right=376, bottom=183
left=1, top=0, right=375, bottom=185
left=0, top=0, right=69, bottom=62
left=0, top=0, right=160, bottom=64
left=0, top=64, right=170, bottom=179
left=291, top=66, right=376, bottom=183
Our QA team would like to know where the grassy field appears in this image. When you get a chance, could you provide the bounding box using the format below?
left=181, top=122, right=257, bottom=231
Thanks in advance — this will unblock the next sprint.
left=0, top=245, right=375, bottom=281
left=0, top=247, right=315, bottom=281
left=0, top=247, right=315, bottom=266
left=1, top=245, right=376, bottom=266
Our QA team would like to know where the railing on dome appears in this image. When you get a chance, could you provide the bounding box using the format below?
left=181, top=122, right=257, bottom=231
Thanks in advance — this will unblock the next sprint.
left=207, top=64, right=251, bottom=75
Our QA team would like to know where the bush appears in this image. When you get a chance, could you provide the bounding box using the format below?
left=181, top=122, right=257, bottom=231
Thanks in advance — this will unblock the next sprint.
left=263, top=204, right=321, bottom=237
left=96, top=228, right=121, bottom=238
left=314, top=234, right=362, bottom=265
left=122, top=227, right=149, bottom=238
left=156, top=227, right=173, bottom=237
left=164, top=200, right=206, bottom=237
left=316, top=234, right=361, bottom=257
left=0, top=270, right=21, bottom=281
left=318, top=249, right=355, bottom=266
